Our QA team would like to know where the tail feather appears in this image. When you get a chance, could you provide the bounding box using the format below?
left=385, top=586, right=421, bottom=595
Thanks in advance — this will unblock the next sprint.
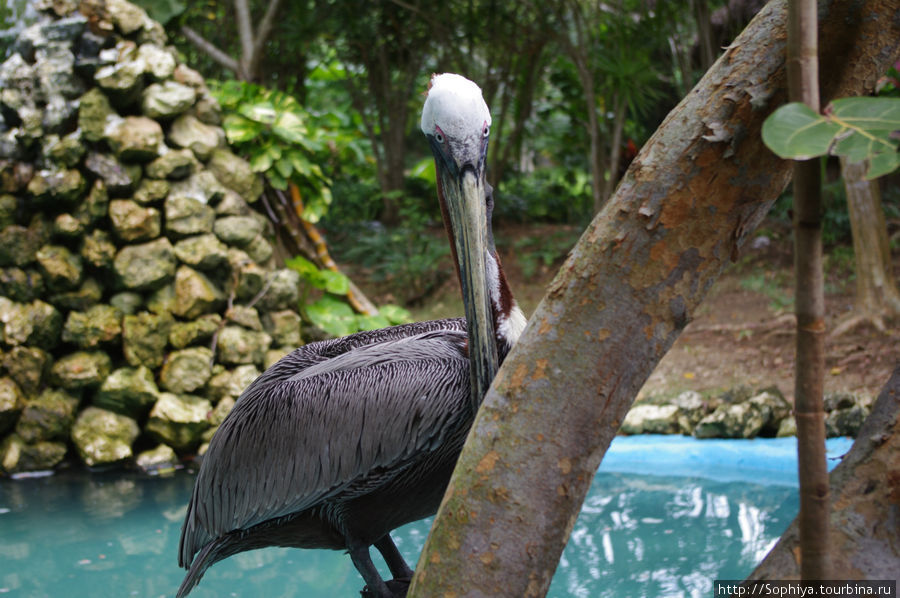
left=176, top=537, right=230, bottom=598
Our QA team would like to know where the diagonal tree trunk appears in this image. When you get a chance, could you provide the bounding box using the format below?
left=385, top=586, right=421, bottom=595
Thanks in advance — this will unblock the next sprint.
left=786, top=0, right=830, bottom=581
left=408, top=1, right=900, bottom=596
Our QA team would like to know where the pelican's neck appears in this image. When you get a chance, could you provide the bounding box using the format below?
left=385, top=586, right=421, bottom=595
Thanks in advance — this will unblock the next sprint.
left=484, top=250, right=526, bottom=359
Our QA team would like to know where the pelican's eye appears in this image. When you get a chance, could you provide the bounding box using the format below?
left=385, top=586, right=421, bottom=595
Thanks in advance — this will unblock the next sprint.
left=482, top=123, right=490, bottom=138
left=434, top=125, right=445, bottom=144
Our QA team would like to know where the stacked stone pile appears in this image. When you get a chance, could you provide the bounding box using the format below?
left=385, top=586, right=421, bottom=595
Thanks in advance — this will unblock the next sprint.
left=622, top=386, right=872, bottom=439
left=0, top=0, right=304, bottom=474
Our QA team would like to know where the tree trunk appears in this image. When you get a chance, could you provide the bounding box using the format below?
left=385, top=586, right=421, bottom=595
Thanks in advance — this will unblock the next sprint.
left=833, top=156, right=900, bottom=334
left=748, top=366, right=900, bottom=580
left=787, top=0, right=830, bottom=581
left=408, top=1, right=900, bottom=596
left=599, top=93, right=626, bottom=207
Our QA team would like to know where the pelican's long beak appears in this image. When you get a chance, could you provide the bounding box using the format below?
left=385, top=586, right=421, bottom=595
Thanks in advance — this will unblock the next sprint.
left=436, top=161, right=499, bottom=412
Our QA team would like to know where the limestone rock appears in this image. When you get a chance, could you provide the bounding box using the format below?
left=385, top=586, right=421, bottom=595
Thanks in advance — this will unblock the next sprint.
left=0, top=299, right=62, bottom=349
left=206, top=364, right=260, bottom=401
left=15, top=388, right=79, bottom=442
left=0, top=377, right=24, bottom=435
left=94, top=59, right=144, bottom=105
left=263, top=310, right=302, bottom=346
left=43, top=131, right=85, bottom=167
left=50, top=277, right=103, bottom=311
left=145, top=148, right=197, bottom=180
left=142, top=81, right=195, bottom=119
left=207, top=148, right=262, bottom=200
left=213, top=215, right=262, bottom=247
left=0, top=267, right=44, bottom=302
left=0, top=224, right=43, bottom=266
left=27, top=168, right=86, bottom=206
left=109, top=198, right=160, bottom=242
left=168, top=114, right=221, bottom=161
left=265, top=347, right=293, bottom=369
left=245, top=234, right=273, bottom=264
left=164, top=194, right=215, bottom=237
left=3, top=347, right=49, bottom=396
left=168, top=314, right=221, bottom=349
left=776, top=415, right=797, bottom=438
left=122, top=311, right=172, bottom=368
left=621, top=404, right=681, bottom=435
left=215, top=189, right=251, bottom=216
left=135, top=443, right=178, bottom=474
left=61, top=304, right=122, bottom=348
left=52, top=212, right=85, bottom=238
left=145, top=282, right=176, bottom=314
left=80, top=229, right=117, bottom=269
left=71, top=406, right=140, bottom=467
left=694, top=396, right=774, bottom=439
left=50, top=350, right=111, bottom=389
left=114, top=237, right=176, bottom=290
left=172, top=266, right=224, bottom=319
left=257, top=268, right=300, bottom=311
left=159, top=347, right=213, bottom=394
left=77, top=87, right=116, bottom=142
left=133, top=178, right=169, bottom=205
left=145, top=392, right=212, bottom=451
left=207, top=396, right=234, bottom=430
left=216, top=325, right=272, bottom=366
left=169, top=170, right=225, bottom=204
left=106, top=0, right=149, bottom=35
left=92, top=366, right=158, bottom=418
left=109, top=291, right=142, bottom=315
left=173, top=234, right=229, bottom=271
left=74, top=179, right=109, bottom=226
left=107, top=116, right=163, bottom=162
left=226, top=305, right=262, bottom=331
left=826, top=405, right=869, bottom=438
left=35, top=244, right=82, bottom=291
left=84, top=152, right=140, bottom=196
left=1, top=434, right=67, bottom=473
left=136, top=43, right=175, bottom=80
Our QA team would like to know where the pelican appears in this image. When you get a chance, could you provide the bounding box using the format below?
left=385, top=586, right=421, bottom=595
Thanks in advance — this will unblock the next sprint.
left=176, top=73, right=526, bottom=598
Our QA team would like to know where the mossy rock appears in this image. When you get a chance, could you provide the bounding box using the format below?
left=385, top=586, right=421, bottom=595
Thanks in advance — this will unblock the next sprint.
left=0, top=376, right=24, bottom=435
left=135, top=443, right=178, bottom=474
left=49, top=277, right=103, bottom=311
left=106, top=116, right=163, bottom=162
left=0, top=224, right=43, bottom=267
left=121, top=311, right=173, bottom=368
left=0, top=267, right=45, bottom=302
left=145, top=148, right=197, bottom=180
left=14, top=387, right=79, bottom=443
left=168, top=314, right=221, bottom=349
left=50, top=351, right=112, bottom=389
left=0, top=299, right=63, bottom=349
left=1, top=434, right=67, bottom=474
left=144, top=392, right=211, bottom=452
left=164, top=194, right=215, bottom=238
left=159, top=347, right=213, bottom=394
left=35, top=244, right=82, bottom=291
left=2, top=346, right=49, bottom=397
left=216, top=325, right=272, bottom=366
left=108, top=199, right=161, bottom=242
left=80, top=229, right=117, bottom=270
left=168, top=114, right=221, bottom=161
left=263, top=310, right=302, bottom=347
left=114, top=237, right=176, bottom=291
left=61, top=304, right=122, bottom=348
left=212, top=215, right=262, bottom=247
left=207, top=148, right=262, bottom=201
left=93, top=365, right=159, bottom=418
left=71, top=406, right=140, bottom=467
left=172, top=234, right=229, bottom=271
left=141, top=81, right=196, bottom=120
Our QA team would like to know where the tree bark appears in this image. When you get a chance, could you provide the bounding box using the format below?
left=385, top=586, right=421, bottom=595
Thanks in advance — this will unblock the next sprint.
left=408, top=1, right=900, bottom=596
left=787, top=0, right=830, bottom=581
left=748, top=366, right=900, bottom=580
left=833, top=156, right=900, bottom=335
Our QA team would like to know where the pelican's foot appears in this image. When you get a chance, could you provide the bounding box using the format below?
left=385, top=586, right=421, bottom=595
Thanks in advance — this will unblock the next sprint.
left=360, top=578, right=410, bottom=598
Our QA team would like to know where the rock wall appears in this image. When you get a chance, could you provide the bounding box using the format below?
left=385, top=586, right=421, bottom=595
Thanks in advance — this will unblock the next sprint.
left=0, top=0, right=304, bottom=474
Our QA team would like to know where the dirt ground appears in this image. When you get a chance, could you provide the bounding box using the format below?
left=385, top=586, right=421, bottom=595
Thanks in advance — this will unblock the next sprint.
left=397, top=224, right=899, bottom=405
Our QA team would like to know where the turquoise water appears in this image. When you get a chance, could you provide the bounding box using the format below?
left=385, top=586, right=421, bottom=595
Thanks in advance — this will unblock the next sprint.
left=0, top=436, right=853, bottom=598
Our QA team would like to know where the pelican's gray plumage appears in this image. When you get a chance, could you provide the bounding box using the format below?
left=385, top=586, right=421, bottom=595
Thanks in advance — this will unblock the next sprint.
left=177, top=73, right=525, bottom=598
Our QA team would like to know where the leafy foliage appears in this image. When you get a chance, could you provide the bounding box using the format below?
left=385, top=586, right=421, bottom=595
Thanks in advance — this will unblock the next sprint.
left=210, top=80, right=336, bottom=221
left=285, top=255, right=410, bottom=337
left=762, top=98, right=900, bottom=178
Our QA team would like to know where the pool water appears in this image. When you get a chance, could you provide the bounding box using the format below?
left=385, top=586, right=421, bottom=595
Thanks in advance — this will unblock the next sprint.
left=0, top=436, right=853, bottom=598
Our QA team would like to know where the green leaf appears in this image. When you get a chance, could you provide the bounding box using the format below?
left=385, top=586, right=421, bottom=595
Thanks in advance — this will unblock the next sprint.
left=830, top=96, right=900, bottom=132
left=319, top=269, right=350, bottom=295
left=249, top=150, right=274, bottom=172
left=285, top=255, right=320, bottom=280
left=272, top=111, right=308, bottom=144
left=867, top=151, right=900, bottom=179
left=356, top=314, right=391, bottom=331
left=306, top=296, right=357, bottom=337
left=761, top=102, right=842, bottom=160
left=378, top=304, right=411, bottom=324
left=222, top=114, right=263, bottom=144
left=275, top=156, right=294, bottom=179
left=238, top=101, right=277, bottom=125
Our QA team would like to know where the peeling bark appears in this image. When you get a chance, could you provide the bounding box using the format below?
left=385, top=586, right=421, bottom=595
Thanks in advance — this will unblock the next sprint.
left=408, top=1, right=900, bottom=596
left=749, top=366, right=900, bottom=580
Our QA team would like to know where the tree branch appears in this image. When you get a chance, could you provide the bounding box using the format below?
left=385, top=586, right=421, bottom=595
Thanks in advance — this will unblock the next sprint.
left=179, top=25, right=241, bottom=76
left=234, top=0, right=255, bottom=78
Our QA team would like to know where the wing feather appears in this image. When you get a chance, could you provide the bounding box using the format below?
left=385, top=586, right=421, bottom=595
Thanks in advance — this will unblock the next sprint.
left=179, top=322, right=469, bottom=567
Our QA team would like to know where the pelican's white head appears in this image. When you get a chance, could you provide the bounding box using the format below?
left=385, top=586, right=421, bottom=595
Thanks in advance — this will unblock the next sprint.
left=421, top=74, right=491, bottom=170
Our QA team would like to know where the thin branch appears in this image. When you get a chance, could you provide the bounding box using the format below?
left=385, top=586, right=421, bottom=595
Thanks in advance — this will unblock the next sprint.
left=249, top=0, right=284, bottom=78
left=234, top=0, right=255, bottom=77
left=180, top=25, right=242, bottom=75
